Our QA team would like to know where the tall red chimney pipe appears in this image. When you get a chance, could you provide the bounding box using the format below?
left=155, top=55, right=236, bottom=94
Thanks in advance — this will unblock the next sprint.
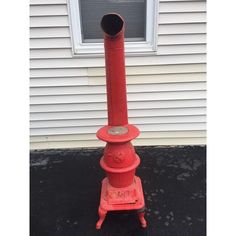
left=96, top=13, right=147, bottom=230
left=101, top=14, right=128, bottom=126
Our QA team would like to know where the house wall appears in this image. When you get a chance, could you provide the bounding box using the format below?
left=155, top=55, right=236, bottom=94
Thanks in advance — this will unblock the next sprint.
left=30, top=0, right=207, bottom=149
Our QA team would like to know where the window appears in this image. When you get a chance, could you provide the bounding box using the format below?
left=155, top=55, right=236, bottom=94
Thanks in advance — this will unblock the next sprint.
left=68, top=0, right=158, bottom=56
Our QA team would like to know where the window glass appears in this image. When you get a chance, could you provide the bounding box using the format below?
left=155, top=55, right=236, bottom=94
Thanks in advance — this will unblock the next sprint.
left=79, top=0, right=146, bottom=42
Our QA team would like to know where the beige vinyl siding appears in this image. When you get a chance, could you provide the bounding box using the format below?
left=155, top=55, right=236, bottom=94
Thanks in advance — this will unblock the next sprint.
left=30, top=0, right=207, bottom=149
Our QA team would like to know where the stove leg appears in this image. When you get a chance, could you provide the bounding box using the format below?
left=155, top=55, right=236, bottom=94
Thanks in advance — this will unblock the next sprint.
left=137, top=208, right=147, bottom=228
left=96, top=207, right=107, bottom=229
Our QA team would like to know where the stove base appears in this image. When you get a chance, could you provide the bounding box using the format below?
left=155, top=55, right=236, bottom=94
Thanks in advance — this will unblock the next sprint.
left=96, top=176, right=147, bottom=229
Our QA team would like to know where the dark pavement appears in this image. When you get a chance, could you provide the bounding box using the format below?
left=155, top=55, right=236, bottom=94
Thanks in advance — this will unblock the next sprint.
left=30, top=146, right=206, bottom=236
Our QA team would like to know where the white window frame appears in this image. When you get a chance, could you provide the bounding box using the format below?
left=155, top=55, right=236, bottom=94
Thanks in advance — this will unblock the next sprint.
left=68, top=0, right=159, bottom=57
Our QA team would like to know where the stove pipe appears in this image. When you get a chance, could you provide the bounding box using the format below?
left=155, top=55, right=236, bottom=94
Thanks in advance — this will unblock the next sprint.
left=101, top=14, right=128, bottom=126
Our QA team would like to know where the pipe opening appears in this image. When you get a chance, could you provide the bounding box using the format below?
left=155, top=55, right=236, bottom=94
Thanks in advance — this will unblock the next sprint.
left=101, top=13, right=124, bottom=37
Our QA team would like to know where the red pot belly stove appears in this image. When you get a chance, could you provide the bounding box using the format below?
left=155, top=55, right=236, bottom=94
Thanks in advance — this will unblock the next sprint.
left=96, top=13, right=147, bottom=229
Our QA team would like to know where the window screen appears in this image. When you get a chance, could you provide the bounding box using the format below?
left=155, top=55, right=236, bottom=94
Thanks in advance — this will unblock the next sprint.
left=79, top=0, right=146, bottom=42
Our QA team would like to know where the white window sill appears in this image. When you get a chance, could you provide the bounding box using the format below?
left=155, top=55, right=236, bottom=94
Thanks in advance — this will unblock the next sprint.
left=72, top=41, right=157, bottom=57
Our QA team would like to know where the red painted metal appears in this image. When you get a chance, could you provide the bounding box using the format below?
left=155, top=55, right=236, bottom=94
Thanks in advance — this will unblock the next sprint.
left=96, top=13, right=147, bottom=229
